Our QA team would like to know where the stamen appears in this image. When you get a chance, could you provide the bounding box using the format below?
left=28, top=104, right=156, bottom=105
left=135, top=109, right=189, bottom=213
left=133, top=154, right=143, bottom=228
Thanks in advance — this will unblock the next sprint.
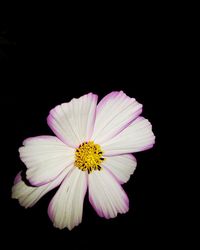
left=74, top=141, right=105, bottom=174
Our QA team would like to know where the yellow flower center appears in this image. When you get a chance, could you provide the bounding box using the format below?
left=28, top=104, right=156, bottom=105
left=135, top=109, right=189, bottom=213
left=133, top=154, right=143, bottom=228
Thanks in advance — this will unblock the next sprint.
left=75, top=141, right=105, bottom=173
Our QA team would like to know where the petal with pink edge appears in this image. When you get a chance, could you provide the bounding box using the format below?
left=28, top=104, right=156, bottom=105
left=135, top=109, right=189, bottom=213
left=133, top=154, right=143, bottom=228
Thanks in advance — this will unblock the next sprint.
left=89, top=168, right=129, bottom=219
left=48, top=168, right=87, bottom=230
left=12, top=166, right=73, bottom=208
left=91, top=91, right=142, bottom=144
left=19, top=136, right=75, bottom=186
left=102, top=154, right=137, bottom=184
left=102, top=117, right=155, bottom=156
left=47, top=93, right=98, bottom=148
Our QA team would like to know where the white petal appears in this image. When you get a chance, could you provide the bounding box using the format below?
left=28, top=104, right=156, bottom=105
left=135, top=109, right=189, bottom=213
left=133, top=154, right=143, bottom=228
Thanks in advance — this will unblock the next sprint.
left=88, top=168, right=129, bottom=219
left=48, top=168, right=87, bottom=230
left=47, top=93, right=98, bottom=147
left=12, top=167, right=72, bottom=208
left=91, top=91, right=142, bottom=144
left=102, top=154, right=137, bottom=184
left=102, top=117, right=155, bottom=156
left=19, top=136, right=75, bottom=186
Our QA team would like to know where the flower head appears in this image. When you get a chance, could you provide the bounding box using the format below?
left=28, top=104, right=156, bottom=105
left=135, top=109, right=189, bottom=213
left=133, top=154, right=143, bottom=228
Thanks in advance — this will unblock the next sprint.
left=12, top=91, right=155, bottom=230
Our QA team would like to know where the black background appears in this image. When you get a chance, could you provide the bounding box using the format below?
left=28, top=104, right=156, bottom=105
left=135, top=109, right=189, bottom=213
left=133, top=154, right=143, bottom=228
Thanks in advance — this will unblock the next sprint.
left=0, top=9, right=177, bottom=249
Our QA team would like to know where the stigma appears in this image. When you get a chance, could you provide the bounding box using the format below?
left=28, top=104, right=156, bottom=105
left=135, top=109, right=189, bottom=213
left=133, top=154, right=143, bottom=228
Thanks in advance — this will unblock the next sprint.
left=74, top=141, right=105, bottom=174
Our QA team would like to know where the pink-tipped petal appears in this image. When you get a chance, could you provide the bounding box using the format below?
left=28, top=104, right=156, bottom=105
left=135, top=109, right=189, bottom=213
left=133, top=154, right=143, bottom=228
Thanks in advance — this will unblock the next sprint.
left=47, top=93, right=98, bottom=148
left=88, top=168, right=129, bottom=219
left=91, top=91, right=142, bottom=144
left=11, top=167, right=72, bottom=208
left=102, top=116, right=155, bottom=156
left=102, top=154, right=137, bottom=184
left=48, top=168, right=87, bottom=230
left=19, top=136, right=75, bottom=186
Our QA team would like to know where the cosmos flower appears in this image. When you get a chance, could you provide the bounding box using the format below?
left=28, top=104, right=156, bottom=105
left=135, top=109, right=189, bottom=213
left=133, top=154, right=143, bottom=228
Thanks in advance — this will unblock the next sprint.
left=12, top=91, right=155, bottom=230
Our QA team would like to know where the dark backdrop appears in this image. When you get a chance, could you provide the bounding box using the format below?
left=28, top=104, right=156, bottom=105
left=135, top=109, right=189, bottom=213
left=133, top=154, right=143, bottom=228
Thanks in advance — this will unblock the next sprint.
left=0, top=13, right=174, bottom=249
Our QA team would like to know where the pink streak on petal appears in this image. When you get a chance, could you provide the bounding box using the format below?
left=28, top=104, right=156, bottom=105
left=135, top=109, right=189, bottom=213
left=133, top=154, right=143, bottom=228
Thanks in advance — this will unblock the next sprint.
left=133, top=107, right=143, bottom=120
left=97, top=91, right=119, bottom=113
left=123, top=192, right=129, bottom=209
left=87, top=94, right=98, bottom=140
left=47, top=169, right=72, bottom=222
left=134, top=116, right=145, bottom=122
left=47, top=115, right=71, bottom=147
left=89, top=194, right=104, bottom=218
left=140, top=143, right=155, bottom=151
left=89, top=169, right=129, bottom=218
left=28, top=166, right=73, bottom=187
left=103, top=166, right=124, bottom=185
left=28, top=178, right=53, bottom=187
left=48, top=202, right=54, bottom=221
left=110, top=107, right=143, bottom=139
left=103, top=168, right=129, bottom=211
left=14, top=172, right=22, bottom=184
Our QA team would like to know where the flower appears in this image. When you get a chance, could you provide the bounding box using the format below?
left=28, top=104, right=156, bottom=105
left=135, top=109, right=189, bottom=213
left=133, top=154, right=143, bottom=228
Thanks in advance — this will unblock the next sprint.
left=12, top=91, right=155, bottom=230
